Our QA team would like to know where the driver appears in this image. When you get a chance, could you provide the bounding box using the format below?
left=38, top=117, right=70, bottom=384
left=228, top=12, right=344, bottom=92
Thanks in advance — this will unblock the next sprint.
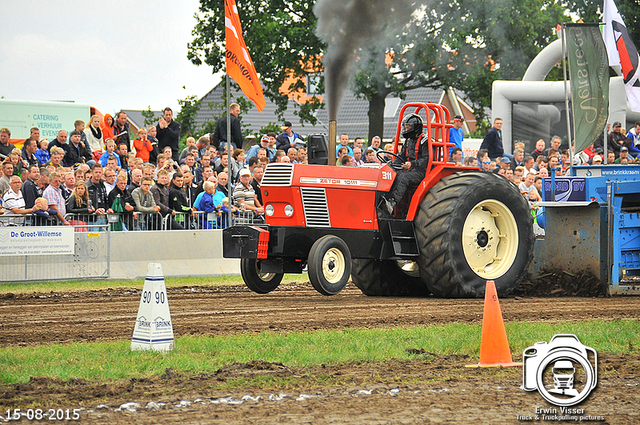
left=382, top=113, right=429, bottom=215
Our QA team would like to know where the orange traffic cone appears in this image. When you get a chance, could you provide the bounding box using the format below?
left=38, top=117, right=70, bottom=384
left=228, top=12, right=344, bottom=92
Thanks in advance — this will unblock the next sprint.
left=466, top=281, right=522, bottom=368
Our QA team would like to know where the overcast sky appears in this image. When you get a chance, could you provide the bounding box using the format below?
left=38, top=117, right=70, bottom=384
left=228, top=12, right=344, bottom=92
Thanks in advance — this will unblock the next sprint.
left=0, top=0, right=221, bottom=116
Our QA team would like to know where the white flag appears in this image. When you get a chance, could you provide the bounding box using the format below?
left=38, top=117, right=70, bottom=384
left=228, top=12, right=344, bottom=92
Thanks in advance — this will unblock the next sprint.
left=603, top=0, right=640, bottom=111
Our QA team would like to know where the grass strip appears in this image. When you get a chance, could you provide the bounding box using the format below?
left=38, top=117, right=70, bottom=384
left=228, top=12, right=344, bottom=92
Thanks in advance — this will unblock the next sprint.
left=0, top=274, right=306, bottom=295
left=1, top=319, right=637, bottom=385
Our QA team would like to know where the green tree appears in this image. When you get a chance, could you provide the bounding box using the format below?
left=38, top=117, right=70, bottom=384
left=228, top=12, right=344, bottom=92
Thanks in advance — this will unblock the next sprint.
left=188, top=0, right=325, bottom=125
left=568, top=0, right=640, bottom=44
left=259, top=122, right=282, bottom=136
left=197, top=120, right=217, bottom=139
left=141, top=106, right=157, bottom=127
left=176, top=95, right=202, bottom=140
left=188, top=0, right=569, bottom=139
left=435, top=0, right=569, bottom=133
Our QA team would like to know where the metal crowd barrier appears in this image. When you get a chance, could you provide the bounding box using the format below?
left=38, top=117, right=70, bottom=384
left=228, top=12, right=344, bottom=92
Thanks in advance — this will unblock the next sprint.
left=1, top=214, right=110, bottom=282
left=0, top=214, right=28, bottom=227
left=62, top=212, right=170, bottom=231
left=2, top=209, right=260, bottom=232
left=189, top=209, right=261, bottom=228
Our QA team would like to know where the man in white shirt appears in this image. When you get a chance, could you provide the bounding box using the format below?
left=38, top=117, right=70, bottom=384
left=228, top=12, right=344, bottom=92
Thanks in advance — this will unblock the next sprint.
left=2, top=175, right=43, bottom=225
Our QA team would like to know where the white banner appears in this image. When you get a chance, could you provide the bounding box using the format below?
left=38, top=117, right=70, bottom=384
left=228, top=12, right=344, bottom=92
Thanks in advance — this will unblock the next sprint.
left=0, top=227, right=74, bottom=256
left=603, top=0, right=640, bottom=111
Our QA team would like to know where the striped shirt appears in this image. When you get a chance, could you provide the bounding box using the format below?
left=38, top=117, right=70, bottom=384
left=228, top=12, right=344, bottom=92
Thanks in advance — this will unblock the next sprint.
left=2, top=188, right=25, bottom=211
left=43, top=184, right=66, bottom=216
left=233, top=182, right=256, bottom=209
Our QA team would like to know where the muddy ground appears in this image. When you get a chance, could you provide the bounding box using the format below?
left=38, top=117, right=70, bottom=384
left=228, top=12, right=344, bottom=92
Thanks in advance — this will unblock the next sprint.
left=1, top=283, right=639, bottom=424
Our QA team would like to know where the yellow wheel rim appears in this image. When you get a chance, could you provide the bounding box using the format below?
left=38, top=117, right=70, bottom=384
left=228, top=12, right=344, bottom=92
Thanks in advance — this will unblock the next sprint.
left=322, top=247, right=346, bottom=284
left=462, top=199, right=518, bottom=279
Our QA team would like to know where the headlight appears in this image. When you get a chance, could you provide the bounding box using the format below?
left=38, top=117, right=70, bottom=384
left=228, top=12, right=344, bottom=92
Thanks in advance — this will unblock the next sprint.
left=284, top=204, right=294, bottom=217
left=265, top=204, right=274, bottom=216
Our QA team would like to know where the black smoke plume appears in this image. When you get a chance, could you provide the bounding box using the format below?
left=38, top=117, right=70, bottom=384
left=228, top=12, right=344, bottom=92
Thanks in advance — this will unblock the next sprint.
left=314, top=0, right=415, bottom=120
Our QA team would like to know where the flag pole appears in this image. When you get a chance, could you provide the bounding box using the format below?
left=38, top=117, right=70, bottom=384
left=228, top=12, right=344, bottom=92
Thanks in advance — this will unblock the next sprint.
left=226, top=75, right=233, bottom=227
left=226, top=46, right=232, bottom=226
left=561, top=23, right=574, bottom=172
left=601, top=21, right=608, bottom=166
left=602, top=24, right=609, bottom=165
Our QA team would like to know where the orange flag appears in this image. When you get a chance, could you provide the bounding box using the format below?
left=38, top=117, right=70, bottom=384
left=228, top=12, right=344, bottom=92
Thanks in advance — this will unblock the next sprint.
left=225, top=0, right=266, bottom=112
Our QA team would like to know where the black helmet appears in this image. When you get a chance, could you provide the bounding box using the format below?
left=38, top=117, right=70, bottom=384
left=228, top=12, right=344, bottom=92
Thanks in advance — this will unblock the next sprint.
left=401, top=114, right=423, bottom=139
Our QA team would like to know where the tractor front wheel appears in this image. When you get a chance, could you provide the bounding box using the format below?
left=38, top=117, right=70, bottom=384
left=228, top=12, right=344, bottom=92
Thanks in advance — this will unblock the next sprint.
left=308, top=235, right=352, bottom=295
left=240, top=258, right=284, bottom=294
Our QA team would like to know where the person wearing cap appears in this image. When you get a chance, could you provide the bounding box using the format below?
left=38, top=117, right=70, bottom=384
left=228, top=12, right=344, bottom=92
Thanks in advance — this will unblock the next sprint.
left=276, top=121, right=304, bottom=152
left=592, top=155, right=603, bottom=165
left=233, top=168, right=264, bottom=219
left=615, top=147, right=634, bottom=163
left=246, top=134, right=275, bottom=162
left=497, top=156, right=511, bottom=172
left=448, top=115, right=464, bottom=156
left=608, top=121, right=630, bottom=156
left=211, top=103, right=243, bottom=151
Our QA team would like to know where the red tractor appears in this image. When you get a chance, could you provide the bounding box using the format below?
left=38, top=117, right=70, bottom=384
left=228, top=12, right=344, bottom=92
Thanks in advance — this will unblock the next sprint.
left=223, top=103, right=534, bottom=297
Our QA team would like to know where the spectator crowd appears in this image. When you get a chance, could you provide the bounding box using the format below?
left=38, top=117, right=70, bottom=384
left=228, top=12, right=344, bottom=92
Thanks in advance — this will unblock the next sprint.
left=0, top=105, right=313, bottom=230
left=460, top=119, right=640, bottom=207
left=2, top=103, right=639, bottom=232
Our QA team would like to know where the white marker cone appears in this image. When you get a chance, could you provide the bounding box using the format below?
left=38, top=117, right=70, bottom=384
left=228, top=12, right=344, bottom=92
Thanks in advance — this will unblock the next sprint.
left=131, top=263, right=174, bottom=352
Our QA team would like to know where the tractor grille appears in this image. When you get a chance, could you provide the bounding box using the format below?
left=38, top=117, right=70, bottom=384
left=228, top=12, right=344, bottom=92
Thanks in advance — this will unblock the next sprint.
left=262, top=163, right=294, bottom=186
left=300, top=187, right=331, bottom=227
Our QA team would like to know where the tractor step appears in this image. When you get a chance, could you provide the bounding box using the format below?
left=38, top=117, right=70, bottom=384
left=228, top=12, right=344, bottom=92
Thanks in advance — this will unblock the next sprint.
left=383, top=220, right=420, bottom=258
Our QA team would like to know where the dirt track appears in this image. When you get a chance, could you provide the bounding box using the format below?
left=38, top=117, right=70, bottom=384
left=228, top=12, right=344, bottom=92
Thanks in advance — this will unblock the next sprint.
left=1, top=284, right=639, bottom=346
left=1, top=283, right=639, bottom=424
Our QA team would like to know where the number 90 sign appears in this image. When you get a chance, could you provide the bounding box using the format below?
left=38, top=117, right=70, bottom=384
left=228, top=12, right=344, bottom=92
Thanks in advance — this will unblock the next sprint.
left=142, top=290, right=165, bottom=304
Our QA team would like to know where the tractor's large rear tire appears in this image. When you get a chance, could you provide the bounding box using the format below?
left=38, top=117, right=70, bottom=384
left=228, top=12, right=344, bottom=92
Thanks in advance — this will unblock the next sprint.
left=351, top=259, right=429, bottom=296
left=240, top=258, right=284, bottom=294
left=414, top=172, right=534, bottom=298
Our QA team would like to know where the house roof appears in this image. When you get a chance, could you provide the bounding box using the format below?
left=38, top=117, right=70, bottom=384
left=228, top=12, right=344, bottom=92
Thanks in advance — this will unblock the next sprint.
left=314, top=87, right=444, bottom=140
left=194, top=85, right=315, bottom=139
left=194, top=83, right=474, bottom=141
left=122, top=109, right=164, bottom=132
